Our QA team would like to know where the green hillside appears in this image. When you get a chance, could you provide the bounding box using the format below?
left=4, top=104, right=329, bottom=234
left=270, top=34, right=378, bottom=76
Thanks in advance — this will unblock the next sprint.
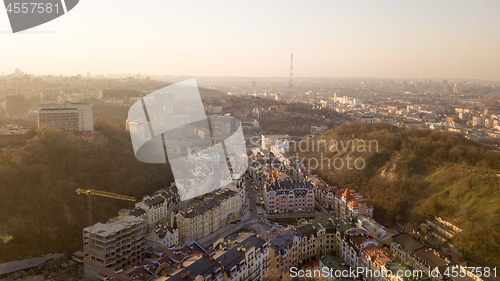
left=293, top=122, right=500, bottom=266
left=0, top=121, right=175, bottom=262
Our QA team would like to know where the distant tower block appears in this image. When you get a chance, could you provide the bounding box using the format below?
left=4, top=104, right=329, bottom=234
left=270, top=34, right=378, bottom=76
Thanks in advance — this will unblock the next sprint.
left=288, top=51, right=294, bottom=97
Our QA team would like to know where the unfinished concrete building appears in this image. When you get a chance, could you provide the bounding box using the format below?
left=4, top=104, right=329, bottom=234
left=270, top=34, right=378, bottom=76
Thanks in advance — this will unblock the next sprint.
left=83, top=215, right=146, bottom=279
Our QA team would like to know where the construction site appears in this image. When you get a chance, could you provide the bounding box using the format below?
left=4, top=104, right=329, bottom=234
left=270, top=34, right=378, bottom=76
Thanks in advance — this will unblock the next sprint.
left=83, top=215, right=146, bottom=280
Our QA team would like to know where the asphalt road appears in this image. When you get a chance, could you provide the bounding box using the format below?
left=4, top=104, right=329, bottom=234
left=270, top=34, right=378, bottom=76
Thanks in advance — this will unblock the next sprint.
left=244, top=174, right=258, bottom=220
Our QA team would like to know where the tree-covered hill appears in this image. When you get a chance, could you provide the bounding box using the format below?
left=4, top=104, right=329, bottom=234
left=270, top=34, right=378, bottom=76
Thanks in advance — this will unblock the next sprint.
left=0, top=121, right=174, bottom=262
left=293, top=122, right=500, bottom=266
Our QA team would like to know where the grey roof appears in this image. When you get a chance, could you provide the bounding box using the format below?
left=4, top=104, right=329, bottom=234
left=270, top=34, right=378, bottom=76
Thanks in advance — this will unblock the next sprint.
left=413, top=248, right=448, bottom=268
left=0, top=254, right=65, bottom=276
left=392, top=233, right=424, bottom=252
left=216, top=235, right=267, bottom=277
left=212, top=189, right=237, bottom=202
left=169, top=256, right=221, bottom=281
left=192, top=199, right=220, bottom=213
left=143, top=195, right=165, bottom=207
left=269, top=229, right=300, bottom=255
left=265, top=178, right=314, bottom=197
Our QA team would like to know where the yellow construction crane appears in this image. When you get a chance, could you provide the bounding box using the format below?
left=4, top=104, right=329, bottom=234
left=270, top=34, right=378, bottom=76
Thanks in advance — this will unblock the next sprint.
left=0, top=234, right=13, bottom=243
left=76, top=188, right=136, bottom=226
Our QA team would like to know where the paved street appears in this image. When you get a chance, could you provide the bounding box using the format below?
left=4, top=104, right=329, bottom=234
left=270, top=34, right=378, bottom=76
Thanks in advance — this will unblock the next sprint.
left=245, top=174, right=259, bottom=220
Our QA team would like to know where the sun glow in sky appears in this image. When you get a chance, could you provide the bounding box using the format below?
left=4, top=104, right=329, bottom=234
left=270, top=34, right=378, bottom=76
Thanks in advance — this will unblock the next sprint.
left=1, top=0, right=500, bottom=80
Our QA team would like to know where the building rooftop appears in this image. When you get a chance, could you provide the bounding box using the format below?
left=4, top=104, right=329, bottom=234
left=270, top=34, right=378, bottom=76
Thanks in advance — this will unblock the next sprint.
left=0, top=124, right=32, bottom=135
left=268, top=228, right=300, bottom=253
left=413, top=248, right=448, bottom=268
left=83, top=215, right=144, bottom=237
left=392, top=233, right=424, bottom=252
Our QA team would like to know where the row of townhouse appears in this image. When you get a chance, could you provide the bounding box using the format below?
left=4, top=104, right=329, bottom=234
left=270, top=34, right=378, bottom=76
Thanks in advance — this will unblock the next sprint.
left=268, top=217, right=470, bottom=281
left=307, top=174, right=375, bottom=220
left=338, top=225, right=472, bottom=281
left=309, top=174, right=339, bottom=209
left=390, top=233, right=461, bottom=281
left=172, top=183, right=245, bottom=243
left=251, top=153, right=373, bottom=219
left=319, top=227, right=432, bottom=281
left=212, top=233, right=271, bottom=281
left=257, top=136, right=477, bottom=281
left=319, top=234, right=430, bottom=281
left=123, top=184, right=181, bottom=229
left=267, top=217, right=358, bottom=272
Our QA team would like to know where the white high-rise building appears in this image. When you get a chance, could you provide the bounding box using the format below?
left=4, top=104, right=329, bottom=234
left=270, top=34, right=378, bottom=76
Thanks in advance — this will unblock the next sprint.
left=38, top=101, right=94, bottom=131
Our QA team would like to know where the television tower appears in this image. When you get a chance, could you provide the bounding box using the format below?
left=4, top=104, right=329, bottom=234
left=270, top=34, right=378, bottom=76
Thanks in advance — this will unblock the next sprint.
left=288, top=51, right=294, bottom=97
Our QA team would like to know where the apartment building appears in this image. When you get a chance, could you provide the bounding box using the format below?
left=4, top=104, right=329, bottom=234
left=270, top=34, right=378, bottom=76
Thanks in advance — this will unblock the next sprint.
left=267, top=227, right=302, bottom=274
left=38, top=101, right=93, bottom=131
left=263, top=176, right=315, bottom=214
left=308, top=174, right=338, bottom=209
left=409, top=248, right=449, bottom=281
left=297, top=220, right=327, bottom=262
left=145, top=222, right=179, bottom=248
left=173, top=199, right=219, bottom=243
left=173, top=185, right=244, bottom=243
left=212, top=188, right=242, bottom=225
left=336, top=188, right=374, bottom=219
left=132, top=188, right=179, bottom=229
left=83, top=215, right=146, bottom=279
left=359, top=245, right=394, bottom=281
left=212, top=233, right=270, bottom=281
left=193, top=199, right=221, bottom=238
left=295, top=219, right=342, bottom=262
left=293, top=217, right=357, bottom=262
left=173, top=207, right=203, bottom=244
left=210, top=114, right=236, bottom=137
left=390, top=233, right=424, bottom=264
left=342, top=229, right=378, bottom=269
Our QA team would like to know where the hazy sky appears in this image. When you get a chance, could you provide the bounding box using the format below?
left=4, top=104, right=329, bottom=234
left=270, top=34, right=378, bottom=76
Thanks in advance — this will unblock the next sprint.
left=1, top=1, right=500, bottom=80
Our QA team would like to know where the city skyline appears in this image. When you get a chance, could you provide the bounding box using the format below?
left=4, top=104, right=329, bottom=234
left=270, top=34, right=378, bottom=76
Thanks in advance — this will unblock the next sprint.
left=1, top=1, right=500, bottom=81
